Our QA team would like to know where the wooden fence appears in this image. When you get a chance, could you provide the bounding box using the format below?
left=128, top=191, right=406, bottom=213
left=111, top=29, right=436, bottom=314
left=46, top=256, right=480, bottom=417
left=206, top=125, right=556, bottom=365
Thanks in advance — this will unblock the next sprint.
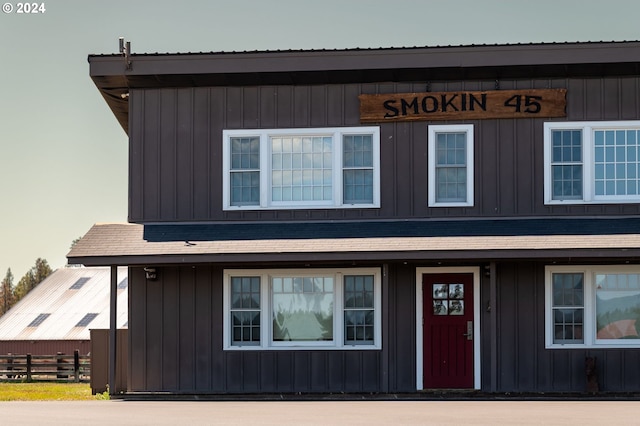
left=0, top=351, right=90, bottom=382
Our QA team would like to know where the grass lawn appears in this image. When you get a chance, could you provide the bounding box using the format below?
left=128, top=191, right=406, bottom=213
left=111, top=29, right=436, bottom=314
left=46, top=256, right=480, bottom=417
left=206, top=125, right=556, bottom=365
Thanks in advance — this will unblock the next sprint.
left=0, top=382, right=103, bottom=401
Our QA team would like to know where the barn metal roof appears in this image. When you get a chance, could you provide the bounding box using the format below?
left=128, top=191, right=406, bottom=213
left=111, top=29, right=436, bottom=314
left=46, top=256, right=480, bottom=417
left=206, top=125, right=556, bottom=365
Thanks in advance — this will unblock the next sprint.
left=67, top=218, right=640, bottom=266
left=0, top=267, right=128, bottom=341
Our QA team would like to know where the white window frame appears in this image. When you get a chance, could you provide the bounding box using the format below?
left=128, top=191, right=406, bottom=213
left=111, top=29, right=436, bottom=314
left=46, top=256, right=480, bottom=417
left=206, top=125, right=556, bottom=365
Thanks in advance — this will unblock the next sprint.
left=544, top=120, right=640, bottom=205
left=428, top=124, right=474, bottom=207
left=222, top=127, right=380, bottom=210
left=223, top=268, right=382, bottom=351
left=545, top=265, right=640, bottom=349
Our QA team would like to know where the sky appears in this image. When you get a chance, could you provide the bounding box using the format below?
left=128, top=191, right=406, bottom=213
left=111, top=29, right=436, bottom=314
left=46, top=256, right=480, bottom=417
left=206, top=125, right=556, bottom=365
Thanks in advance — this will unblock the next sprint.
left=1, top=0, right=639, bottom=280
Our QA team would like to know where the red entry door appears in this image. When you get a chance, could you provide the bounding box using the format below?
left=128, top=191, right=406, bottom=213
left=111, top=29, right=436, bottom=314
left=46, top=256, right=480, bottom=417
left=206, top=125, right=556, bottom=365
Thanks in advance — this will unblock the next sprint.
left=423, top=273, right=474, bottom=389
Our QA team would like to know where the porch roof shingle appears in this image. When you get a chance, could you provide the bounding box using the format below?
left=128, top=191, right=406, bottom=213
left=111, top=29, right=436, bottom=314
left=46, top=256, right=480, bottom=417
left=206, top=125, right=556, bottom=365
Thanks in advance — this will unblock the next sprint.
left=67, top=218, right=640, bottom=266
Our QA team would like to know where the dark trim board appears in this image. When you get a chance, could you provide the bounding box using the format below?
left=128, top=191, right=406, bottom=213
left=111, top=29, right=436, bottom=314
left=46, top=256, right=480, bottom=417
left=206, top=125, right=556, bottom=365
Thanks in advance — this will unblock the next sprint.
left=142, top=217, right=640, bottom=241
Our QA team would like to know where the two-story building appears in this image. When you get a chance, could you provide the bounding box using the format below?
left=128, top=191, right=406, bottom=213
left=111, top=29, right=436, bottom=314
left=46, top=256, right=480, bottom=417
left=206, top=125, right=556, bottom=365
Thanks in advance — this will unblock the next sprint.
left=68, top=41, right=640, bottom=395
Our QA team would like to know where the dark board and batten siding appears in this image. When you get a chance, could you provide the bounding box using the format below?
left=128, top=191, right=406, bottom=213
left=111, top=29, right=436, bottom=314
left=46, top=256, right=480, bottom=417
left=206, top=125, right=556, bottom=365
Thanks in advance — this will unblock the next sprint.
left=490, top=262, right=640, bottom=393
left=128, top=77, right=640, bottom=224
left=127, top=264, right=416, bottom=394
left=128, top=262, right=640, bottom=394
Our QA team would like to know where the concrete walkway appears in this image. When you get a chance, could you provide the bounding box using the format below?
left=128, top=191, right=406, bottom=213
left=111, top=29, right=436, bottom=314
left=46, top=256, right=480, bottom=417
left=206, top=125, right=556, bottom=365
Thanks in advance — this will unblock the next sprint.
left=1, top=400, right=639, bottom=425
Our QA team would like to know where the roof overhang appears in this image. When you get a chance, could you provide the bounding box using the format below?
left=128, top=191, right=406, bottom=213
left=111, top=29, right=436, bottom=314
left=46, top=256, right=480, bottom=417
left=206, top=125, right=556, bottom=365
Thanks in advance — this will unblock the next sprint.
left=67, top=220, right=640, bottom=267
left=88, top=41, right=640, bottom=133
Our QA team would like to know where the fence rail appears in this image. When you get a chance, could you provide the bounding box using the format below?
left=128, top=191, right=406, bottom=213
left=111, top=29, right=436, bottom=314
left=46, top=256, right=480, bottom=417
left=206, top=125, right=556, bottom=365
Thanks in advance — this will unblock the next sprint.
left=0, top=351, right=90, bottom=382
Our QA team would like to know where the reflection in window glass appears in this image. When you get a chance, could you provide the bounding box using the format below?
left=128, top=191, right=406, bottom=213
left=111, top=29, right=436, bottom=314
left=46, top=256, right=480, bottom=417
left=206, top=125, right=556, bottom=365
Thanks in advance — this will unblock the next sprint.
left=595, top=273, right=640, bottom=340
left=230, top=277, right=261, bottom=345
left=344, top=275, right=374, bottom=344
left=272, top=276, right=334, bottom=342
left=551, top=273, right=584, bottom=344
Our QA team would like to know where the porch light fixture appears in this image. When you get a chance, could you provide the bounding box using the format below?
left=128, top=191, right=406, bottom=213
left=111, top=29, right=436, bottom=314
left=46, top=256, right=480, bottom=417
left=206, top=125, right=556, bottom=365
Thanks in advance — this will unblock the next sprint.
left=144, top=267, right=157, bottom=281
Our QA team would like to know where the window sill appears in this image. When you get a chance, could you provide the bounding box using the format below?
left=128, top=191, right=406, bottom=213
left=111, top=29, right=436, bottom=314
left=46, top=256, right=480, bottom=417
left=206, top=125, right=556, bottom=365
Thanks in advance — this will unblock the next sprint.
left=224, top=345, right=382, bottom=351
left=546, top=343, right=640, bottom=349
left=223, top=204, right=381, bottom=211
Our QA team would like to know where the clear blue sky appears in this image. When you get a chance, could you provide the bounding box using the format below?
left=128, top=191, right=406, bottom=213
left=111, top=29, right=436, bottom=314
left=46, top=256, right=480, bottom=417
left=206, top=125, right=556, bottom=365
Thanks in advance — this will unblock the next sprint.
left=1, top=0, right=639, bottom=279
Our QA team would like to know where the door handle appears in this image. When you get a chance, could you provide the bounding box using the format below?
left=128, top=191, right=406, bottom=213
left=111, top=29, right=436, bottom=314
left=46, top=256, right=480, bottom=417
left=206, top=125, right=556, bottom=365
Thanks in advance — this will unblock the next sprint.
left=462, top=321, right=473, bottom=340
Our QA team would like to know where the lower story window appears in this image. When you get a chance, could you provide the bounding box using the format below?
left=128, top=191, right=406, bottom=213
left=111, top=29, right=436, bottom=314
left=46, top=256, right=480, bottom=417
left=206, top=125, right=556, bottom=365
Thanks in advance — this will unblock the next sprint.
left=223, top=268, right=382, bottom=350
left=546, top=265, right=640, bottom=348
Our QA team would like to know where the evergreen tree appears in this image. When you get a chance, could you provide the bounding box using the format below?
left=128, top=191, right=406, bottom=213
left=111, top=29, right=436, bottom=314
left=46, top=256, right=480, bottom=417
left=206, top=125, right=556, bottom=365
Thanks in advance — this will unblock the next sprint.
left=0, top=268, right=15, bottom=316
left=32, top=258, right=52, bottom=285
left=13, top=258, right=52, bottom=302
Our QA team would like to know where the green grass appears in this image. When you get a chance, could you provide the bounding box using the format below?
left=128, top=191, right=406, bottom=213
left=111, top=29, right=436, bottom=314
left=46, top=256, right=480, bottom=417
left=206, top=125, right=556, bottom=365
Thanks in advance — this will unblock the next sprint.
left=0, top=382, right=102, bottom=401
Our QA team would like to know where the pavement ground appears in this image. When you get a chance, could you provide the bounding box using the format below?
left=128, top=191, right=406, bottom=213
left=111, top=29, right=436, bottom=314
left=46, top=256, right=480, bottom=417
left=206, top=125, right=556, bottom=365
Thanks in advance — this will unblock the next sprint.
left=1, top=400, right=639, bottom=425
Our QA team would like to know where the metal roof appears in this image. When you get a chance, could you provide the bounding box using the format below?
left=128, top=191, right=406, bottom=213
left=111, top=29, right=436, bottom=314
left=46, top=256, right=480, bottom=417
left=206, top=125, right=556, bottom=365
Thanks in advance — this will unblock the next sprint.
left=0, top=267, right=128, bottom=341
left=66, top=219, right=640, bottom=266
left=88, top=40, right=640, bottom=58
left=88, top=41, right=640, bottom=133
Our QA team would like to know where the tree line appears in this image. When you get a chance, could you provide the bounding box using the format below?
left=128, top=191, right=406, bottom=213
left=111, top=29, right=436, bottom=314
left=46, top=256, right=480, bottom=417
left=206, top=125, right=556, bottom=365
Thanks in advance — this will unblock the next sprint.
left=0, top=258, right=53, bottom=317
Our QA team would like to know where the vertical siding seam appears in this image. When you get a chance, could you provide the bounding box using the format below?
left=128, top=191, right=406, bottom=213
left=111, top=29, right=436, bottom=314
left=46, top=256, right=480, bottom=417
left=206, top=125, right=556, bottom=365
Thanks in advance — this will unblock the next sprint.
left=240, top=87, right=244, bottom=127
left=190, top=89, right=195, bottom=220
left=143, top=272, right=148, bottom=390
left=582, top=79, right=587, bottom=120
left=600, top=78, right=605, bottom=119
left=290, top=86, right=294, bottom=128
left=615, top=79, right=620, bottom=119
left=138, top=91, right=144, bottom=220
left=513, top=120, right=518, bottom=215
left=191, top=267, right=196, bottom=391
left=173, top=89, right=178, bottom=220
left=633, top=77, right=638, bottom=117
left=409, top=117, right=414, bottom=215
left=495, top=122, right=501, bottom=214
left=214, top=266, right=219, bottom=389
left=209, top=88, right=214, bottom=219
left=515, top=269, right=520, bottom=390
left=308, top=352, right=312, bottom=391
left=273, top=86, right=277, bottom=127
left=324, top=85, right=329, bottom=127
left=476, top=121, right=482, bottom=214
left=307, top=86, right=311, bottom=127
left=256, top=86, right=261, bottom=128
left=176, top=268, right=181, bottom=390
left=160, top=271, right=164, bottom=390
left=156, top=92, right=162, bottom=219
left=533, top=265, right=538, bottom=391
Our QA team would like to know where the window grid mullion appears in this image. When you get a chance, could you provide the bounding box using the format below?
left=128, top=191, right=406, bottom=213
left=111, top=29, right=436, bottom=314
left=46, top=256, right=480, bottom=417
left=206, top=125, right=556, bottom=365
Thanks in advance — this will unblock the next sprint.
left=583, top=126, right=593, bottom=202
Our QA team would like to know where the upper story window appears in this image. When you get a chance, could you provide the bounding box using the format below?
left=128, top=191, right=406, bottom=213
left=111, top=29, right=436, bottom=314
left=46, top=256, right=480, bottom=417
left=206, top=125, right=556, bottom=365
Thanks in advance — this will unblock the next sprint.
left=544, top=121, right=640, bottom=204
left=223, top=127, right=380, bottom=210
left=428, top=124, right=474, bottom=207
left=546, top=265, right=640, bottom=348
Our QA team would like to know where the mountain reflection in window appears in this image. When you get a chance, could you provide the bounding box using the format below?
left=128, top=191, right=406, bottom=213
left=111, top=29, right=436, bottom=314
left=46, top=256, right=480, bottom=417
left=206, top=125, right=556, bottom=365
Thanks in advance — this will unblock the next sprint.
left=272, top=276, right=334, bottom=341
left=595, top=273, right=640, bottom=340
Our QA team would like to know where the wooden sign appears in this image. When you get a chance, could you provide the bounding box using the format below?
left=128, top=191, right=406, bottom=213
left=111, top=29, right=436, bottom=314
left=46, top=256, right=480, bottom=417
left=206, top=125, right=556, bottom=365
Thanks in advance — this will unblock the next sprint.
left=359, top=88, right=566, bottom=122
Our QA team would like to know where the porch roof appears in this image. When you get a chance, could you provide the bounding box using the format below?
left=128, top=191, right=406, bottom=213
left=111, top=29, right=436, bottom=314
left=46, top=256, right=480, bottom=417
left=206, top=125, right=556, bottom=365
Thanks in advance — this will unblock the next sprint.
left=67, top=218, right=640, bottom=266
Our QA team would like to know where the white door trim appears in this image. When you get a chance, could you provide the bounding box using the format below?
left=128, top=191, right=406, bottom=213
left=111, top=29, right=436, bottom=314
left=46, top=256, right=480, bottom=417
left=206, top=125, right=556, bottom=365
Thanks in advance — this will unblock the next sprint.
left=415, top=266, right=481, bottom=390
